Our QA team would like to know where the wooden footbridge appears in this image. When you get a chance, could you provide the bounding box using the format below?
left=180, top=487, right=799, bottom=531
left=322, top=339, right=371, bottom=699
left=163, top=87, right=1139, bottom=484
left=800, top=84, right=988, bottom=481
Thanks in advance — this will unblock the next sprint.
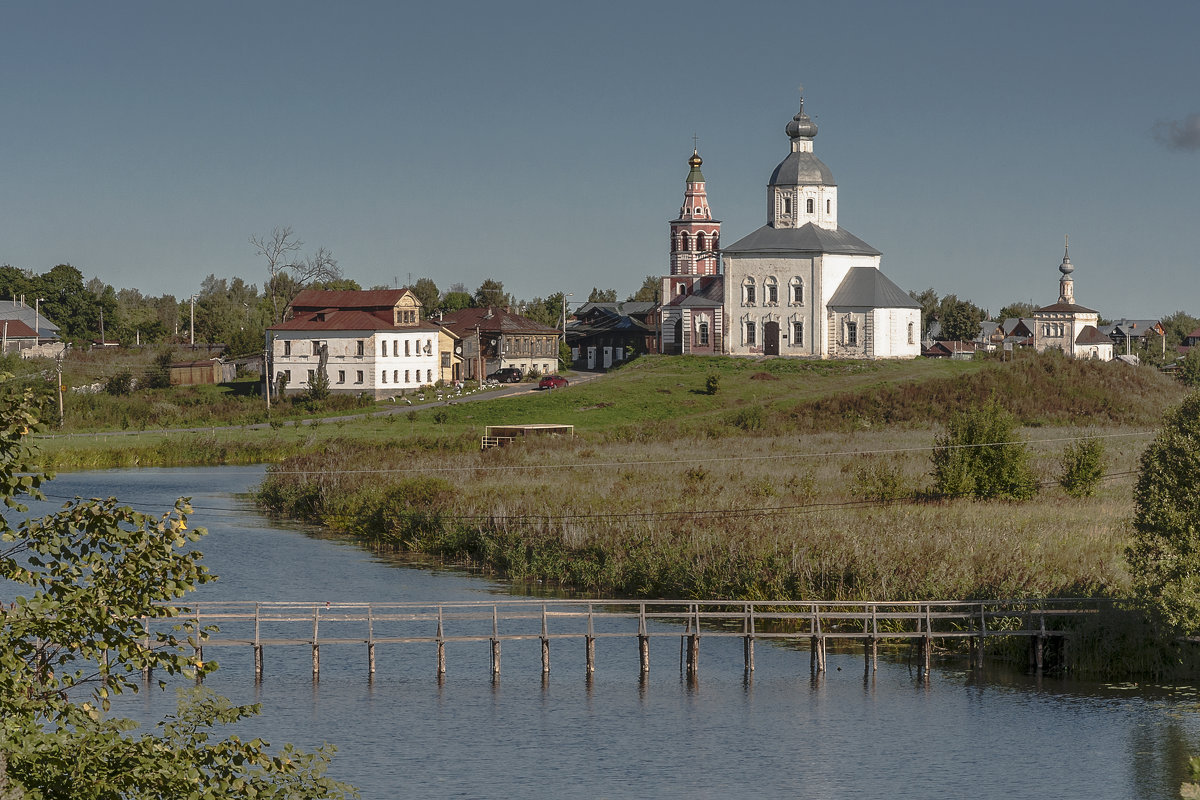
left=157, top=598, right=1110, bottom=682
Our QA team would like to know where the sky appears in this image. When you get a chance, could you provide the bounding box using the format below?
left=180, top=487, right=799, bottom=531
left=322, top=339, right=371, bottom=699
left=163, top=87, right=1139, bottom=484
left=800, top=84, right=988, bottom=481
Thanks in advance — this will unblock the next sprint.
left=2, top=1, right=1198, bottom=319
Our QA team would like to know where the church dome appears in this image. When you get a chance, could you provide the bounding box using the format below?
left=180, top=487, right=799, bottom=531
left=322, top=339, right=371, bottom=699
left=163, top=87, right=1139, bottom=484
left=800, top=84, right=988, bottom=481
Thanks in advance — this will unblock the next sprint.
left=786, top=109, right=818, bottom=139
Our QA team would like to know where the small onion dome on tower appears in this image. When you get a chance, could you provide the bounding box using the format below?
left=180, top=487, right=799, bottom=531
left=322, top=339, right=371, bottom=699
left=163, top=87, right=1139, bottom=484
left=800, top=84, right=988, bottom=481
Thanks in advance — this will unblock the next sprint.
left=1059, top=239, right=1075, bottom=275
left=785, top=100, right=819, bottom=139
left=686, top=148, right=705, bottom=183
left=770, top=98, right=834, bottom=187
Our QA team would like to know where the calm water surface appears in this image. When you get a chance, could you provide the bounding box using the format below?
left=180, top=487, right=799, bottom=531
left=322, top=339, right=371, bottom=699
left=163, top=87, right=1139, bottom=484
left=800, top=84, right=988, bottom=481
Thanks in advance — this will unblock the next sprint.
left=23, top=467, right=1200, bottom=799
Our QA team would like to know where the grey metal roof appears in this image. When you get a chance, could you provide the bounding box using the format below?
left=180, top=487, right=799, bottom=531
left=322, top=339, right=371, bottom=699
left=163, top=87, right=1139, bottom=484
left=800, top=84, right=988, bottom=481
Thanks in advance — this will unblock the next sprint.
left=1075, top=325, right=1111, bottom=345
left=722, top=223, right=881, bottom=256
left=1035, top=301, right=1098, bottom=315
left=768, top=150, right=835, bottom=187
left=827, top=267, right=921, bottom=310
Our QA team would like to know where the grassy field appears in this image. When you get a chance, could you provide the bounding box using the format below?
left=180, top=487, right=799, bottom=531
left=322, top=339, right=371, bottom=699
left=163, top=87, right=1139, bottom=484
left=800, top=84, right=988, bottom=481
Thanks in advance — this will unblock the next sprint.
left=244, top=352, right=1190, bottom=607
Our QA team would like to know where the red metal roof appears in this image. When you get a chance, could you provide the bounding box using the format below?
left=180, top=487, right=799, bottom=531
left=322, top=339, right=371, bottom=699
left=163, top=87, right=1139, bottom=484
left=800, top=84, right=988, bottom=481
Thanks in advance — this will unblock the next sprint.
left=438, top=308, right=560, bottom=337
left=0, top=319, right=39, bottom=338
left=288, top=289, right=413, bottom=312
left=271, top=308, right=440, bottom=332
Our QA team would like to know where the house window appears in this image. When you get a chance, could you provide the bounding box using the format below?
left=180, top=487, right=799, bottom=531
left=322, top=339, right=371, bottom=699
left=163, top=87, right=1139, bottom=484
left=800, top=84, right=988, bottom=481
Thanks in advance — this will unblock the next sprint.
left=283, top=340, right=291, bottom=357
left=307, top=369, right=315, bottom=384
left=441, top=352, right=451, bottom=368
left=427, top=369, right=432, bottom=383
left=311, top=340, right=321, bottom=356
left=426, top=339, right=433, bottom=354
left=394, top=370, right=399, bottom=383
left=282, top=370, right=291, bottom=384
left=355, top=370, right=363, bottom=384
left=356, top=340, right=364, bottom=356
left=405, top=340, right=411, bottom=357
left=405, top=369, right=410, bottom=383
left=381, top=341, right=388, bottom=357
left=337, top=370, right=345, bottom=384
left=791, top=278, right=804, bottom=305
left=698, top=321, right=709, bottom=346
left=743, top=278, right=756, bottom=305
left=746, top=321, right=756, bottom=346
left=381, top=371, right=387, bottom=384
left=793, top=320, right=804, bottom=346
left=846, top=321, right=858, bottom=347
left=807, top=198, right=814, bottom=214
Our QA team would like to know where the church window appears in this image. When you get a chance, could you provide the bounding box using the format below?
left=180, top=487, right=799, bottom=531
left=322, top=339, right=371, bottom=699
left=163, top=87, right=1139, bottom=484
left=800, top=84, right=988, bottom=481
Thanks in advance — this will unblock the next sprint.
left=793, top=320, right=804, bottom=346
left=698, top=322, right=709, bottom=346
left=743, top=278, right=756, bottom=305
left=790, top=277, right=804, bottom=305
left=680, top=233, right=690, bottom=251
left=807, top=198, right=814, bottom=214
left=696, top=232, right=706, bottom=251
left=826, top=199, right=831, bottom=214
left=746, top=321, right=757, bottom=346
left=908, top=322, right=915, bottom=345
left=695, top=207, right=702, bottom=214
left=677, top=284, right=686, bottom=296
left=766, top=277, right=778, bottom=305
left=846, top=321, right=858, bottom=347
left=783, top=196, right=792, bottom=214
left=671, top=235, right=677, bottom=252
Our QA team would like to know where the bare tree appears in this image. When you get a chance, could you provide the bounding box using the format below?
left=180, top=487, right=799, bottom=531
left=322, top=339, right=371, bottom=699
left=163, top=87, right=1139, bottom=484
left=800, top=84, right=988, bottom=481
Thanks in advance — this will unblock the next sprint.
left=292, top=246, right=341, bottom=287
left=249, top=226, right=302, bottom=323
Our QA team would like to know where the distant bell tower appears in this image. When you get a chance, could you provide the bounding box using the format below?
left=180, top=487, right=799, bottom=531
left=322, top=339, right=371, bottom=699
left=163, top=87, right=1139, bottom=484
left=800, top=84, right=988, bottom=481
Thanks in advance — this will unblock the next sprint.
left=669, top=147, right=721, bottom=276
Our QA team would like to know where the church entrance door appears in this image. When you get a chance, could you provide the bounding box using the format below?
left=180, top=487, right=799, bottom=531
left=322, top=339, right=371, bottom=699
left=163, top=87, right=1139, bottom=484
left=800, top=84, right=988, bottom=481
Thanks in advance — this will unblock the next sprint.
left=764, top=321, right=780, bottom=355
left=673, top=319, right=683, bottom=354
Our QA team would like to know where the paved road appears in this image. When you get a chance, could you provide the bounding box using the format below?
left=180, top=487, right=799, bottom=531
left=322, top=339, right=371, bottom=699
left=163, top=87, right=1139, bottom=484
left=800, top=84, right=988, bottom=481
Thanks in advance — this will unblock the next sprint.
left=38, top=371, right=605, bottom=440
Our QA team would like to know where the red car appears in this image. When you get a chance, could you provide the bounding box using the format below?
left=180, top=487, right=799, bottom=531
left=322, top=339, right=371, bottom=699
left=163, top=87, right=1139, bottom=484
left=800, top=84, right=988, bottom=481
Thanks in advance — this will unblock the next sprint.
left=538, top=375, right=569, bottom=389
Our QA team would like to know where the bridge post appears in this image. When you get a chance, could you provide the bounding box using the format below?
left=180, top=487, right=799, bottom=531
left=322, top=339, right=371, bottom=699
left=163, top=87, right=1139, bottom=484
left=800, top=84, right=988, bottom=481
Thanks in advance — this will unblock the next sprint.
left=586, top=603, right=595, bottom=674
left=638, top=603, right=649, bottom=674
left=194, top=645, right=204, bottom=684
left=743, top=603, right=755, bottom=673
left=253, top=603, right=263, bottom=681
left=490, top=605, right=501, bottom=677
left=975, top=604, right=987, bottom=670
left=311, top=605, right=320, bottom=681
left=368, top=604, right=376, bottom=677
left=436, top=606, right=446, bottom=676
left=141, top=617, right=152, bottom=683
left=685, top=604, right=700, bottom=676
left=541, top=604, right=550, bottom=675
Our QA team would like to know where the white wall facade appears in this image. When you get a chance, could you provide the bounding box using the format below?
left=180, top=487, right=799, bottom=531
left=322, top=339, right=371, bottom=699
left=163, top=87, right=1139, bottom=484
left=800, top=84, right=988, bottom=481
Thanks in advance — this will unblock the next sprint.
left=271, top=328, right=440, bottom=398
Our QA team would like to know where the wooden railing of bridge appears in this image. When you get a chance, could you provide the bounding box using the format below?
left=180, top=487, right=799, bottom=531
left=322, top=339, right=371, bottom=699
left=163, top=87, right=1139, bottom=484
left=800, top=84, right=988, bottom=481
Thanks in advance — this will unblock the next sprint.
left=153, top=598, right=1110, bottom=682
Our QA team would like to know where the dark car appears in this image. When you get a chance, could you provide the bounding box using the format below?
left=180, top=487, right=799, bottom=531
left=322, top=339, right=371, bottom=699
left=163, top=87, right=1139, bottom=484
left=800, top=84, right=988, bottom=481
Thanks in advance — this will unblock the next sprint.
left=487, top=367, right=523, bottom=383
left=539, top=375, right=569, bottom=389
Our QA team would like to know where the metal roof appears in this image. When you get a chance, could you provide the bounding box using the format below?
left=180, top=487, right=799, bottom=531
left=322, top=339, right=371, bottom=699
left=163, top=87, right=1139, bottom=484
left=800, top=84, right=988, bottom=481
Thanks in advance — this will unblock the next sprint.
left=722, top=223, right=881, bottom=256
left=768, top=151, right=835, bottom=187
left=289, top=289, right=413, bottom=311
left=1035, top=301, right=1098, bottom=314
left=827, top=267, right=921, bottom=310
left=438, top=308, right=561, bottom=337
left=1075, top=325, right=1111, bottom=346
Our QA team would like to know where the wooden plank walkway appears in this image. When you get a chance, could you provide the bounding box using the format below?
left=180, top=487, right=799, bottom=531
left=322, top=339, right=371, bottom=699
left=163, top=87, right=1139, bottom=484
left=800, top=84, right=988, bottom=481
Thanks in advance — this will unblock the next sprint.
left=150, top=598, right=1108, bottom=682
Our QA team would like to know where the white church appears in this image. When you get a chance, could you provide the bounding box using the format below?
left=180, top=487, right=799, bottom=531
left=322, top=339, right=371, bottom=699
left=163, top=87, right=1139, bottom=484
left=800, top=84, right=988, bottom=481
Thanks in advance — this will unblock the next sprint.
left=661, top=97, right=920, bottom=360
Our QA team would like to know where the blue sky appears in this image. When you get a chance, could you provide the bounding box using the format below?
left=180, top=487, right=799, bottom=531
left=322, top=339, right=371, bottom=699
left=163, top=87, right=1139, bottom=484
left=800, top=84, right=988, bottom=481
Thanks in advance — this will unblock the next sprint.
left=2, top=1, right=1198, bottom=319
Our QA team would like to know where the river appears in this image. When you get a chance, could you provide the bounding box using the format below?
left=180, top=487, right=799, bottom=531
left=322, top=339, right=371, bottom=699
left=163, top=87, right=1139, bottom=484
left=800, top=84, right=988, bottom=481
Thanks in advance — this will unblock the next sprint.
left=18, top=466, right=1200, bottom=799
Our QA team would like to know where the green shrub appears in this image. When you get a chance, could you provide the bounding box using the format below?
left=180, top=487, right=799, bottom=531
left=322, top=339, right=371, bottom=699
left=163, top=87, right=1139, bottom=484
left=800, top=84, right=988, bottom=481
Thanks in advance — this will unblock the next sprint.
left=930, top=398, right=1037, bottom=500
left=705, top=374, right=720, bottom=395
left=105, top=371, right=134, bottom=396
left=1059, top=436, right=1105, bottom=498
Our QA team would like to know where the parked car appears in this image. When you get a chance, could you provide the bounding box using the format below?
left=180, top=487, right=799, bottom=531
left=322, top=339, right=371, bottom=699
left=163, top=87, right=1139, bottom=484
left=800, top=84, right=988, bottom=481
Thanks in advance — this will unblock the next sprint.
left=487, top=367, right=523, bottom=383
left=539, top=375, right=569, bottom=390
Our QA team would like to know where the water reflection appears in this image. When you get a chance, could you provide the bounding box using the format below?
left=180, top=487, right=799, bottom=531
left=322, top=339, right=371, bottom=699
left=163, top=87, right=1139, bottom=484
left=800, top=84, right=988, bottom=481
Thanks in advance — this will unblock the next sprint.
left=22, top=467, right=1200, bottom=800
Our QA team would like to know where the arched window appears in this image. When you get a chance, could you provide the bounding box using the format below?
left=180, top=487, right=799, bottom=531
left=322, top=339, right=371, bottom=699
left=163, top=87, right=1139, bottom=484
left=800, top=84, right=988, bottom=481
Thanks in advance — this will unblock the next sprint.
left=826, top=199, right=831, bottom=214
left=680, top=232, right=690, bottom=252
left=698, top=321, right=709, bottom=346
left=907, top=322, right=915, bottom=345
left=765, top=276, right=778, bottom=305
left=743, top=277, right=756, bottom=305
left=696, top=232, right=706, bottom=252
left=807, top=198, right=814, bottom=214
left=671, top=234, right=677, bottom=252
left=790, top=277, right=804, bottom=305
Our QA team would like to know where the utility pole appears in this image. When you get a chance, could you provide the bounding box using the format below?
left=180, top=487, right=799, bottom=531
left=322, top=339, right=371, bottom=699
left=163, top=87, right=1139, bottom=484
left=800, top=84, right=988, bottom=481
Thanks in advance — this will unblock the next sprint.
left=189, top=295, right=198, bottom=347
left=264, top=332, right=272, bottom=410
left=55, top=357, right=64, bottom=427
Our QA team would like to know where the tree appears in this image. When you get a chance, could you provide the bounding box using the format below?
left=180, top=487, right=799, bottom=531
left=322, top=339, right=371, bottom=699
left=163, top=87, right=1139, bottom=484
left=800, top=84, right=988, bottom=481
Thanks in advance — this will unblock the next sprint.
left=249, top=226, right=303, bottom=324
left=909, top=288, right=939, bottom=337
left=587, top=287, right=617, bottom=303
left=1058, top=436, right=1104, bottom=498
left=995, top=301, right=1036, bottom=322
left=473, top=279, right=509, bottom=309
left=518, top=294, right=564, bottom=328
left=1162, top=310, right=1200, bottom=350
left=936, top=294, right=987, bottom=342
left=409, top=278, right=439, bottom=313
left=440, top=287, right=473, bottom=313
left=0, top=380, right=354, bottom=798
left=1126, top=393, right=1200, bottom=635
left=627, top=275, right=660, bottom=303
left=930, top=399, right=1038, bottom=500
left=1179, top=350, right=1200, bottom=389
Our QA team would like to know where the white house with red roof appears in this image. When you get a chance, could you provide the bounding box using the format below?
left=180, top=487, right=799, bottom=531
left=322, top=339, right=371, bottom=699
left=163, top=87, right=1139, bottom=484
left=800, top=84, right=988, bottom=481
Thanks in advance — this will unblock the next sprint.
left=268, top=289, right=443, bottom=398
